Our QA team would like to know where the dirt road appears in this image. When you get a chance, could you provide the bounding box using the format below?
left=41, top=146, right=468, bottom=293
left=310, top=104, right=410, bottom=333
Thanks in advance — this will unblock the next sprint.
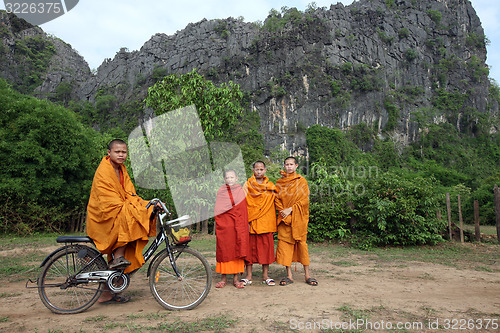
left=1, top=238, right=499, bottom=332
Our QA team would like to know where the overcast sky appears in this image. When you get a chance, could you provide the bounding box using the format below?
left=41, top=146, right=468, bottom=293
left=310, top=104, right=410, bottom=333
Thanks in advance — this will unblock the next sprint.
left=1, top=0, right=499, bottom=83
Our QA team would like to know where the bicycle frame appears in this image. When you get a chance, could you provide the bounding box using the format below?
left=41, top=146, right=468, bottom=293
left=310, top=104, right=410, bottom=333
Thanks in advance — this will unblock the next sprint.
left=31, top=198, right=211, bottom=314
left=29, top=199, right=192, bottom=289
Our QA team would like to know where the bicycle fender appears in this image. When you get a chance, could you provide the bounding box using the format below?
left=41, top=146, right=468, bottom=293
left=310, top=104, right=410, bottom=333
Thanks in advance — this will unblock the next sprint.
left=39, top=245, right=95, bottom=268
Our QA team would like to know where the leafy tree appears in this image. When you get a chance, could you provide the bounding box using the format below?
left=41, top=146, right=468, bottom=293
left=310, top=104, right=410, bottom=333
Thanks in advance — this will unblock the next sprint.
left=0, top=79, right=102, bottom=233
left=306, top=125, right=358, bottom=166
left=144, top=69, right=264, bottom=233
left=145, top=69, right=244, bottom=142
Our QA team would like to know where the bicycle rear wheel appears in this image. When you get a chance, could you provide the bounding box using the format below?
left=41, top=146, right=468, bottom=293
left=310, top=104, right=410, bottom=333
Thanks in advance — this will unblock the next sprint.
left=38, top=245, right=107, bottom=314
left=149, top=247, right=212, bottom=310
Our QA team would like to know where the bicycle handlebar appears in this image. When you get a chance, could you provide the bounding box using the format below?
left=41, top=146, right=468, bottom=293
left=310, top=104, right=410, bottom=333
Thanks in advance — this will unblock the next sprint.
left=146, top=198, right=170, bottom=215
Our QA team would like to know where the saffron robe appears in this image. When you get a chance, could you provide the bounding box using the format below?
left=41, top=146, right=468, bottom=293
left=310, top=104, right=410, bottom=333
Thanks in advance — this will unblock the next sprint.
left=214, top=184, right=249, bottom=263
left=244, top=175, right=277, bottom=234
left=86, top=156, right=156, bottom=273
left=275, top=171, right=310, bottom=266
left=243, top=175, right=277, bottom=265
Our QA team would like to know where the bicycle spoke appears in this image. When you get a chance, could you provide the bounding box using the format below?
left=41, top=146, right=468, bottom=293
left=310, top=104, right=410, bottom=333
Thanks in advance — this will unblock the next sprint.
left=38, top=246, right=107, bottom=314
left=149, top=247, right=212, bottom=310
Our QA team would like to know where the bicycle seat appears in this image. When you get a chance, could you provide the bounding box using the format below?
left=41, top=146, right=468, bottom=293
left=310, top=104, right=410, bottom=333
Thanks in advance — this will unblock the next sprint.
left=56, top=236, right=93, bottom=243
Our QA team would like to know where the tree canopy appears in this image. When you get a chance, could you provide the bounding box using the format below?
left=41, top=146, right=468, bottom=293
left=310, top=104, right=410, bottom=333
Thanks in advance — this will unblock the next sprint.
left=0, top=78, right=102, bottom=233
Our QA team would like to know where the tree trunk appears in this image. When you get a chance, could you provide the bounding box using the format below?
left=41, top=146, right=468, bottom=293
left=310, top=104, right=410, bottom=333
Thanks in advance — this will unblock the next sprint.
left=458, top=194, right=464, bottom=243
left=446, top=193, right=452, bottom=240
left=494, top=185, right=500, bottom=244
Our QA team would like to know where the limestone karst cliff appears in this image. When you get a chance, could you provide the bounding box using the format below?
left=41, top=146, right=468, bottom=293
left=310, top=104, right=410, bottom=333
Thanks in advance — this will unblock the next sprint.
left=0, top=0, right=497, bottom=154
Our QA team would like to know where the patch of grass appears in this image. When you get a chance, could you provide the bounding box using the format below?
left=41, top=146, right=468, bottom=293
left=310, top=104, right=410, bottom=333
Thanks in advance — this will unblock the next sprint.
left=126, top=312, right=170, bottom=320
left=155, top=315, right=237, bottom=332
left=339, top=242, right=500, bottom=271
left=332, top=260, right=359, bottom=267
left=271, top=320, right=291, bottom=332
left=83, top=315, right=107, bottom=322
left=189, top=235, right=217, bottom=252
left=0, top=316, right=9, bottom=322
left=0, top=255, right=42, bottom=280
left=421, top=306, right=440, bottom=315
left=0, top=292, right=21, bottom=298
left=463, top=224, right=497, bottom=235
left=337, top=304, right=371, bottom=321
left=103, top=322, right=121, bottom=330
left=475, top=266, right=494, bottom=272
left=0, top=232, right=67, bottom=250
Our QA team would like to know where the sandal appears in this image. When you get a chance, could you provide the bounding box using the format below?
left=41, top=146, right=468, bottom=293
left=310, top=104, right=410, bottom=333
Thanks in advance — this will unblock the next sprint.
left=234, top=281, right=245, bottom=289
left=99, top=294, right=130, bottom=304
left=108, top=256, right=131, bottom=270
left=215, top=281, right=227, bottom=288
left=306, top=277, right=318, bottom=286
left=279, top=277, right=294, bottom=286
left=263, top=278, right=275, bottom=286
left=240, top=278, right=252, bottom=286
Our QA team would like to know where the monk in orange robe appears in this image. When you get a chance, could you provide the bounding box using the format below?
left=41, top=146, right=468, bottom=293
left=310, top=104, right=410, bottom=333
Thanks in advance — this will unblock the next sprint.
left=240, top=161, right=277, bottom=286
left=214, top=169, right=249, bottom=288
left=275, top=156, right=318, bottom=286
left=87, top=139, right=157, bottom=303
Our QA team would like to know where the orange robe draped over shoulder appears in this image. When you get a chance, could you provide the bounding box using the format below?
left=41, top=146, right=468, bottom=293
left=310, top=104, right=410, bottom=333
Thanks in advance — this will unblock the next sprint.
left=86, top=156, right=156, bottom=273
left=244, top=175, right=277, bottom=234
left=214, top=184, right=249, bottom=263
left=275, top=171, right=310, bottom=242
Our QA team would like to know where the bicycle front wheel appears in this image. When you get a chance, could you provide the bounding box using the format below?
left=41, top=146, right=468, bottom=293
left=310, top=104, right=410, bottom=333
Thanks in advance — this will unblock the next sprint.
left=38, top=245, right=107, bottom=314
left=149, top=247, right=212, bottom=310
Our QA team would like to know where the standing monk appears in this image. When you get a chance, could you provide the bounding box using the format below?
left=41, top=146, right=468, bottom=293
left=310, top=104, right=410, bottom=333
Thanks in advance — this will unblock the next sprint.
left=275, top=156, right=318, bottom=286
left=86, top=139, right=157, bottom=303
left=214, top=170, right=249, bottom=288
left=241, top=161, right=277, bottom=286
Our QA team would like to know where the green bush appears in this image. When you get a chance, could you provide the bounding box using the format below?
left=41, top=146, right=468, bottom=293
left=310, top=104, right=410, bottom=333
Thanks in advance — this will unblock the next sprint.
left=0, top=79, right=102, bottom=233
left=351, top=173, right=445, bottom=248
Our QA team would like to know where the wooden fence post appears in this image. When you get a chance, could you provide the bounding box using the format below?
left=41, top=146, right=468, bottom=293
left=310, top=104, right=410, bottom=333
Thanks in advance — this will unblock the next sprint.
left=458, top=194, right=464, bottom=243
left=446, top=193, right=452, bottom=240
left=474, top=200, right=480, bottom=242
left=494, top=185, right=500, bottom=244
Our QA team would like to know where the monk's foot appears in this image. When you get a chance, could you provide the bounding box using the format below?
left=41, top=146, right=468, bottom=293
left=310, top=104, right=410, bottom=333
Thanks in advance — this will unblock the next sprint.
left=263, top=278, right=275, bottom=286
left=305, top=277, right=318, bottom=286
left=97, top=293, right=113, bottom=303
left=240, top=278, right=252, bottom=286
left=215, top=281, right=227, bottom=288
left=279, top=277, right=294, bottom=286
left=108, top=256, right=131, bottom=270
left=233, top=281, right=245, bottom=289
left=98, top=294, right=130, bottom=304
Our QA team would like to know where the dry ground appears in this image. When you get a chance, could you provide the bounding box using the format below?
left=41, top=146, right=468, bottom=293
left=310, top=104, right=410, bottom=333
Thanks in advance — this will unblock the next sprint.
left=0, top=236, right=499, bottom=332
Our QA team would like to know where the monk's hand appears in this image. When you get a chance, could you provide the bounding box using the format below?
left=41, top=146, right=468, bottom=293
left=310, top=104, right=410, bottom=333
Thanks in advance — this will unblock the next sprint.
left=154, top=202, right=164, bottom=213
left=280, top=207, right=293, bottom=218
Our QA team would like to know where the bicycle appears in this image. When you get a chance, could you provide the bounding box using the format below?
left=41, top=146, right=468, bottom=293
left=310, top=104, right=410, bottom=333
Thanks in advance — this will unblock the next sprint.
left=27, top=198, right=212, bottom=314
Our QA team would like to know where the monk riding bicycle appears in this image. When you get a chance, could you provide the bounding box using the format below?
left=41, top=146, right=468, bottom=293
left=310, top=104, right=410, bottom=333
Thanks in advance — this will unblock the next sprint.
left=30, top=199, right=212, bottom=314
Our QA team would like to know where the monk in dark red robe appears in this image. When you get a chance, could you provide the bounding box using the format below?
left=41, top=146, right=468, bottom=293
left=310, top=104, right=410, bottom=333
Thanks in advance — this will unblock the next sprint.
left=214, top=170, right=249, bottom=288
